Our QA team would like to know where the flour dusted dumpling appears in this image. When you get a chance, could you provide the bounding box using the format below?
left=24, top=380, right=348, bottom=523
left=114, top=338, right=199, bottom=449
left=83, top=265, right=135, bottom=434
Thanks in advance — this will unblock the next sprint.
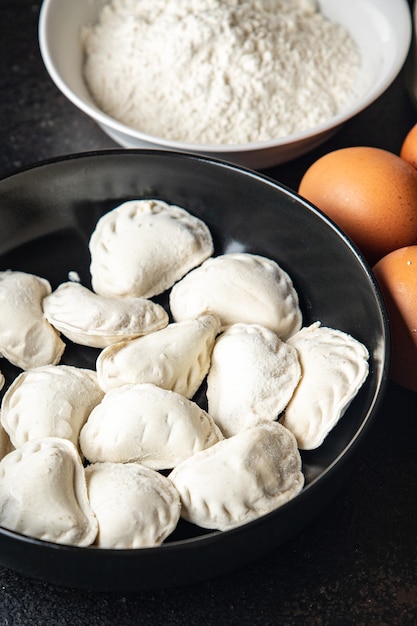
left=170, top=253, right=302, bottom=339
left=43, top=281, right=169, bottom=348
left=0, top=371, right=4, bottom=391
left=281, top=322, right=370, bottom=450
left=85, top=462, right=181, bottom=548
left=80, top=383, right=223, bottom=468
left=207, top=323, right=301, bottom=437
left=96, top=314, right=220, bottom=395
left=0, top=271, right=65, bottom=369
left=169, top=421, right=304, bottom=531
left=1, top=365, right=104, bottom=450
left=0, top=437, right=98, bottom=546
left=89, top=199, right=214, bottom=299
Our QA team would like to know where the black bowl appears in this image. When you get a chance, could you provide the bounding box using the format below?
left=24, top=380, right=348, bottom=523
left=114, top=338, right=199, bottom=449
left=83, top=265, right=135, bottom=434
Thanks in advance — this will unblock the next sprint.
left=0, top=150, right=389, bottom=591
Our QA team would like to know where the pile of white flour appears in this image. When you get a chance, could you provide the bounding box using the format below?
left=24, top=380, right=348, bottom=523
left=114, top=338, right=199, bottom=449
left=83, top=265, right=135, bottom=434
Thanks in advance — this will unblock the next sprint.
left=82, top=0, right=361, bottom=145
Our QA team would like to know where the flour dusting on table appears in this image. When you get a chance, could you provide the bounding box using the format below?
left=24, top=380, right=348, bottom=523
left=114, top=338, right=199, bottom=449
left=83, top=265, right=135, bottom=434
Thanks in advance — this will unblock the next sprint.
left=82, top=0, right=361, bottom=145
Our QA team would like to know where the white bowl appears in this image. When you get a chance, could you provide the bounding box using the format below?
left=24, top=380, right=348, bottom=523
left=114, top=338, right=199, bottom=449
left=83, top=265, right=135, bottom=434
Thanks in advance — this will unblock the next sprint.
left=38, top=0, right=412, bottom=169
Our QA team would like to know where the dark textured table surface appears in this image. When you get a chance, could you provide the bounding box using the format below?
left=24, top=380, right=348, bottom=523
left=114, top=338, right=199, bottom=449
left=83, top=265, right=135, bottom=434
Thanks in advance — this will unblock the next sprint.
left=1, top=1, right=417, bottom=624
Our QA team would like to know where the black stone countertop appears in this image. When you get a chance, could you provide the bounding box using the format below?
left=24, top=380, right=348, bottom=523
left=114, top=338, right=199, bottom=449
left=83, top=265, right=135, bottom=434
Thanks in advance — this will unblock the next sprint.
left=1, top=1, right=417, bottom=624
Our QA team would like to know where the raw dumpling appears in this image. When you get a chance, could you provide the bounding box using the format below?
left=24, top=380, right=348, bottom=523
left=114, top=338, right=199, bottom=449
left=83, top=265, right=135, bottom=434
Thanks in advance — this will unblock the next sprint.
left=80, top=383, right=223, bottom=468
left=168, top=421, right=304, bottom=531
left=207, top=323, right=301, bottom=437
left=280, top=322, right=370, bottom=450
left=170, top=253, right=302, bottom=340
left=96, top=314, right=220, bottom=396
left=43, top=281, right=169, bottom=348
left=1, top=365, right=104, bottom=450
left=0, top=371, right=4, bottom=391
left=89, top=199, right=214, bottom=298
left=85, top=462, right=181, bottom=548
left=0, top=437, right=98, bottom=546
left=0, top=271, right=65, bottom=369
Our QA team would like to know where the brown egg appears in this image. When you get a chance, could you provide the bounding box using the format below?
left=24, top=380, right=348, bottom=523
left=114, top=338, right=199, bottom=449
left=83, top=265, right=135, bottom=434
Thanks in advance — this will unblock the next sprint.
left=400, top=123, right=417, bottom=169
left=373, top=245, right=417, bottom=392
left=298, top=146, right=417, bottom=265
